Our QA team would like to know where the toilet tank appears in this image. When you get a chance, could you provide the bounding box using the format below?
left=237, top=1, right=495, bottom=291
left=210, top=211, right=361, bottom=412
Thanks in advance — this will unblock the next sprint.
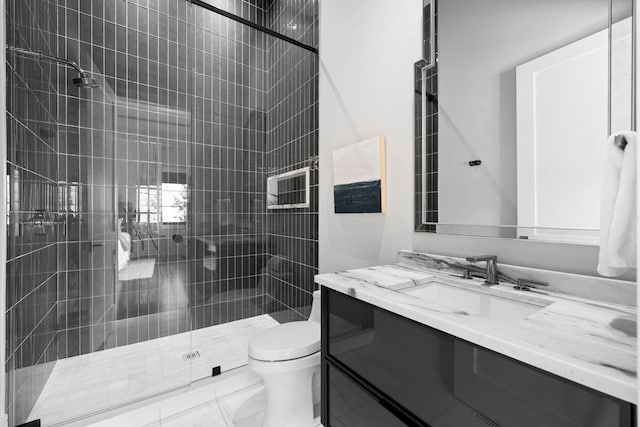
left=309, top=290, right=321, bottom=323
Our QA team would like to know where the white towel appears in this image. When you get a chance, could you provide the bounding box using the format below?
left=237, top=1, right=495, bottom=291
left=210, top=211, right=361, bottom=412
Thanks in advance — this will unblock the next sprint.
left=597, top=131, right=637, bottom=277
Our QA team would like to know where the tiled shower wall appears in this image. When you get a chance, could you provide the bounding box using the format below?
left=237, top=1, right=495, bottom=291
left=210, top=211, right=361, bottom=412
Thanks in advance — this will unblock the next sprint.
left=5, top=0, right=318, bottom=423
left=19, top=0, right=275, bottom=359
left=5, top=1, right=60, bottom=423
left=264, top=0, right=319, bottom=321
left=188, top=0, right=270, bottom=330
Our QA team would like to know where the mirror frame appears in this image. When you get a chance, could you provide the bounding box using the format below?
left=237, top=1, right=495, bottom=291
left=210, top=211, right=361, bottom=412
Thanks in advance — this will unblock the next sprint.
left=422, top=0, right=437, bottom=70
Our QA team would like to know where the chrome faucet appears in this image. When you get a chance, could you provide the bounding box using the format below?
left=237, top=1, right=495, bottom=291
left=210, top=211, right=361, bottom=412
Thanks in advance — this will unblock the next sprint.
left=465, top=255, right=498, bottom=286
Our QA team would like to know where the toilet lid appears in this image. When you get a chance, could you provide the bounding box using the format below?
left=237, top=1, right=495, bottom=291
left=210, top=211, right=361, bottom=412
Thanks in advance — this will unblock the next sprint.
left=249, top=321, right=320, bottom=362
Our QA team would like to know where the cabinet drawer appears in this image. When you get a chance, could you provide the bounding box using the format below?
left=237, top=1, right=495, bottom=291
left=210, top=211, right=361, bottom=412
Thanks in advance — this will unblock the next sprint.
left=327, top=363, right=409, bottom=427
left=454, top=341, right=634, bottom=427
left=323, top=288, right=636, bottom=427
left=325, top=289, right=457, bottom=423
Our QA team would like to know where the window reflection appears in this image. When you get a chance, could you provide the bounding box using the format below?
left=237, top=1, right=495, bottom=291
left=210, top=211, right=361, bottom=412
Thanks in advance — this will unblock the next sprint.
left=160, top=182, right=188, bottom=224
left=137, top=185, right=158, bottom=224
left=58, top=182, right=80, bottom=214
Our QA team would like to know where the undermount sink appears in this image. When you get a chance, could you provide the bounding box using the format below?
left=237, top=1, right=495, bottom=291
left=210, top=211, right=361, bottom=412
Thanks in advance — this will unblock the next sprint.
left=400, top=280, right=549, bottom=322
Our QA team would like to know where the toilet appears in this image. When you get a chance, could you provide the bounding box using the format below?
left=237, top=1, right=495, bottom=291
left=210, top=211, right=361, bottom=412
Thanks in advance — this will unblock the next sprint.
left=248, top=290, right=321, bottom=427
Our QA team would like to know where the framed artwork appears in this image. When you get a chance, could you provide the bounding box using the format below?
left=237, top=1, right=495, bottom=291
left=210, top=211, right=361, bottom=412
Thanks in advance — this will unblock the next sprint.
left=332, top=136, right=386, bottom=214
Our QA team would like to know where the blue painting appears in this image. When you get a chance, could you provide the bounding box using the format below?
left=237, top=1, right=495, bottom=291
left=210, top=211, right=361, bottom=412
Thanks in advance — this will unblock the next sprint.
left=333, top=136, right=386, bottom=214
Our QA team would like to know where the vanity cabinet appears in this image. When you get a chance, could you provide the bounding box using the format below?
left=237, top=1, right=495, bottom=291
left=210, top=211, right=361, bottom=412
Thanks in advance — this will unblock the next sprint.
left=321, top=288, right=636, bottom=427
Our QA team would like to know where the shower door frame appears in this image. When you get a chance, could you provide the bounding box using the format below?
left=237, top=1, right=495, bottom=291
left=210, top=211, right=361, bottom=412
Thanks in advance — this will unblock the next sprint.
left=0, top=0, right=8, bottom=423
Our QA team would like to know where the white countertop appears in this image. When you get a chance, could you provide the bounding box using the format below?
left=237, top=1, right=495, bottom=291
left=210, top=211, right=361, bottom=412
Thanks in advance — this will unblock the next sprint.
left=315, top=263, right=637, bottom=404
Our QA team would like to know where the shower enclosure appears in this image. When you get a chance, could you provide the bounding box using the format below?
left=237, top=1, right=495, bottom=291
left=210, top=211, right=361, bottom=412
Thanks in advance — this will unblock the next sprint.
left=4, top=0, right=319, bottom=425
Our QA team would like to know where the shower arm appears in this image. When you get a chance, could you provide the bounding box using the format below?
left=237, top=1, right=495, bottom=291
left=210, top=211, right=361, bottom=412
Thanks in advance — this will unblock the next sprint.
left=7, top=45, right=88, bottom=76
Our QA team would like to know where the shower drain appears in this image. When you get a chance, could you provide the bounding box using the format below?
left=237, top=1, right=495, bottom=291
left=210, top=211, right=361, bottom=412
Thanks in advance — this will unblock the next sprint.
left=181, top=350, right=201, bottom=361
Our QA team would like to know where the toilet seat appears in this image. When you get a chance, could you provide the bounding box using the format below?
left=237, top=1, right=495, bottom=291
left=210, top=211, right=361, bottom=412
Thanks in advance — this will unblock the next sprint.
left=249, top=321, right=320, bottom=362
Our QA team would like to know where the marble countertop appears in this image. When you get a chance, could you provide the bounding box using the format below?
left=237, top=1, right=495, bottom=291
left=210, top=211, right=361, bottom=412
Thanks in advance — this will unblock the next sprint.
left=315, top=260, right=637, bottom=404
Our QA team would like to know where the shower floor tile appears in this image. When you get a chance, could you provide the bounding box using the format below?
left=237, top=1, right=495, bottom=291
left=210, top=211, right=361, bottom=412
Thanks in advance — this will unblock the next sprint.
left=28, top=315, right=279, bottom=426
left=86, top=371, right=322, bottom=427
left=139, top=383, right=323, bottom=427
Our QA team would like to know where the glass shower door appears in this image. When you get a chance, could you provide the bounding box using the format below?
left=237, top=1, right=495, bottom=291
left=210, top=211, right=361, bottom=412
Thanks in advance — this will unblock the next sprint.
left=6, top=0, right=199, bottom=424
left=184, top=1, right=271, bottom=385
left=184, top=0, right=319, bottom=385
left=109, top=0, right=196, bottom=404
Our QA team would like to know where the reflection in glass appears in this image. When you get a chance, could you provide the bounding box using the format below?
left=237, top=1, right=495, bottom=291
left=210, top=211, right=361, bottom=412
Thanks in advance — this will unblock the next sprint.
left=4, top=0, right=319, bottom=424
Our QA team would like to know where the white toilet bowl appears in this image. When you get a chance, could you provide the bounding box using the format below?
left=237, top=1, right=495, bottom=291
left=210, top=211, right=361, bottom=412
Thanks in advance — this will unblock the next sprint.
left=248, top=291, right=321, bottom=427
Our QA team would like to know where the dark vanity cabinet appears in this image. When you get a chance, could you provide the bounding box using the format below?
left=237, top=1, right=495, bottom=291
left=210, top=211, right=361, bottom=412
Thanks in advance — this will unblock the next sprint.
left=321, top=288, right=636, bottom=427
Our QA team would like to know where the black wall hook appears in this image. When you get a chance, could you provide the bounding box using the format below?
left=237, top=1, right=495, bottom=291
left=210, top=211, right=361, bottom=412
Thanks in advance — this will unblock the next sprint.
left=614, top=134, right=628, bottom=151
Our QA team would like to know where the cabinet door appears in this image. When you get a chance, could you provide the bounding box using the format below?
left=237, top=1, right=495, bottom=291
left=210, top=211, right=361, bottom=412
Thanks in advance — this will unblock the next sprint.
left=327, top=363, right=410, bottom=427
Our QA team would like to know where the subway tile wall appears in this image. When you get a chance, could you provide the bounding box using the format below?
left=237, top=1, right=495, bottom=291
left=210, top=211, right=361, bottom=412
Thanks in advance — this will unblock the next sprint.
left=5, top=0, right=319, bottom=422
left=264, top=0, right=319, bottom=322
left=6, top=0, right=61, bottom=424
left=48, top=0, right=274, bottom=358
left=187, top=0, right=270, bottom=331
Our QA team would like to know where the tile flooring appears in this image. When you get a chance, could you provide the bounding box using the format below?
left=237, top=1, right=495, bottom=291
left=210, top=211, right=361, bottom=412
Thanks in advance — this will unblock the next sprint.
left=86, top=367, right=322, bottom=427
left=29, top=315, right=279, bottom=426
left=141, top=385, right=324, bottom=427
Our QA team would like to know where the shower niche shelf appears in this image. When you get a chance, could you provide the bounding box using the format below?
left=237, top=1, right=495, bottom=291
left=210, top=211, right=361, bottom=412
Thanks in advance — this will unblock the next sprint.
left=267, top=167, right=310, bottom=209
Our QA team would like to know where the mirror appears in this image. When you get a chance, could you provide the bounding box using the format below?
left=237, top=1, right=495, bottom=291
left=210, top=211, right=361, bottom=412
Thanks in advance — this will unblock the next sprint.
left=415, top=0, right=635, bottom=245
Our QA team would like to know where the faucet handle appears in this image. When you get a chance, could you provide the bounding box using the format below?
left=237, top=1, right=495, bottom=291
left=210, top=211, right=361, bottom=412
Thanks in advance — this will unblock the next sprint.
left=514, top=278, right=549, bottom=291
left=465, top=255, right=498, bottom=286
left=454, top=268, right=473, bottom=279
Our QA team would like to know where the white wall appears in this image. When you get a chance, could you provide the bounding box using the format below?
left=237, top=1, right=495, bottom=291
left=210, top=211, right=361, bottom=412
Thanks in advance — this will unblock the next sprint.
left=318, top=0, right=421, bottom=272
left=319, top=0, right=635, bottom=283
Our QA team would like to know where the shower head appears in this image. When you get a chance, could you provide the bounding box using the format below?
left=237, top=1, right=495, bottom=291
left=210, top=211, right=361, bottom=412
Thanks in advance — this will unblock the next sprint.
left=73, top=75, right=99, bottom=88
left=7, top=46, right=99, bottom=89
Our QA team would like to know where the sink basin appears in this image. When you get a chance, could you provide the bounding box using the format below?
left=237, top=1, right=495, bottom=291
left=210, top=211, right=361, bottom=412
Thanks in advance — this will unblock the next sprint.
left=401, top=281, right=547, bottom=322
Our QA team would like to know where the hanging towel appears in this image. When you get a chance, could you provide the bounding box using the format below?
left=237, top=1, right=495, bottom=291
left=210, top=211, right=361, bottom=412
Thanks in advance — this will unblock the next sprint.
left=597, top=131, right=637, bottom=277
